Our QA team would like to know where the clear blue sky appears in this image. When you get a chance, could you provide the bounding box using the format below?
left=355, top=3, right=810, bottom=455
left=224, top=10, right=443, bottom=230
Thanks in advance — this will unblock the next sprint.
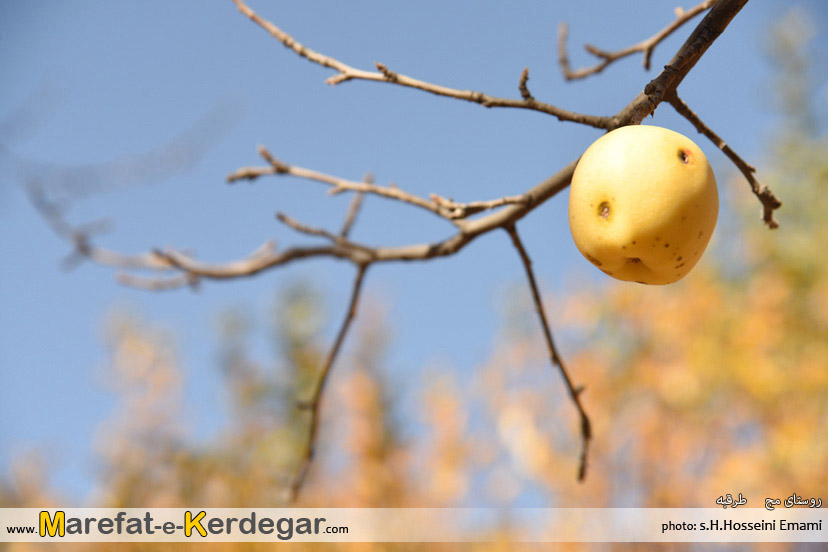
left=1, top=1, right=825, bottom=501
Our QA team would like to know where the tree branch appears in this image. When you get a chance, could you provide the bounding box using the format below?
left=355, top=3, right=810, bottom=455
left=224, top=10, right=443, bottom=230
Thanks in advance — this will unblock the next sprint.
left=667, top=91, right=781, bottom=228
left=275, top=212, right=376, bottom=254
left=339, top=186, right=366, bottom=238
left=612, top=0, right=750, bottom=128
left=228, top=146, right=463, bottom=224
left=291, top=263, right=369, bottom=501
left=230, top=0, right=612, bottom=129
left=504, top=224, right=591, bottom=481
left=558, top=1, right=718, bottom=81
left=54, top=158, right=569, bottom=295
left=27, top=183, right=178, bottom=274
left=429, top=192, right=530, bottom=219
left=229, top=145, right=533, bottom=223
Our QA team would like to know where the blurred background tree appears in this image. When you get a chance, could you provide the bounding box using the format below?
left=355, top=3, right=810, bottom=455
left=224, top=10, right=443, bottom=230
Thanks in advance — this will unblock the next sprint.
left=1, top=6, right=827, bottom=551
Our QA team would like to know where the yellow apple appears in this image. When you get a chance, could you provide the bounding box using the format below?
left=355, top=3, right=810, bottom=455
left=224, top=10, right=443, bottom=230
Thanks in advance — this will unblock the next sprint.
left=568, top=125, right=718, bottom=285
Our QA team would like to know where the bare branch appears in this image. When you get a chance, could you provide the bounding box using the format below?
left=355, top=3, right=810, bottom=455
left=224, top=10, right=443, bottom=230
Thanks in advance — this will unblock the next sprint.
left=229, top=145, right=531, bottom=223
left=229, top=146, right=462, bottom=223
left=77, top=159, right=569, bottom=287
left=276, top=212, right=345, bottom=243
left=82, top=159, right=573, bottom=289
left=230, top=0, right=611, bottom=129
left=275, top=212, right=377, bottom=256
left=667, top=92, right=781, bottom=228
left=558, top=1, right=718, bottom=81
left=291, top=263, right=369, bottom=500
left=429, top=192, right=530, bottom=219
left=339, top=190, right=365, bottom=238
left=27, top=183, right=176, bottom=272
left=504, top=224, right=591, bottom=481
left=338, top=174, right=373, bottom=240
left=150, top=239, right=340, bottom=280
left=613, top=0, right=749, bottom=128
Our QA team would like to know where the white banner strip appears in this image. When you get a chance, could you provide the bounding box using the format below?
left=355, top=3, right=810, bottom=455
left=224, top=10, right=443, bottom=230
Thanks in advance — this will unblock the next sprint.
left=1, top=508, right=825, bottom=543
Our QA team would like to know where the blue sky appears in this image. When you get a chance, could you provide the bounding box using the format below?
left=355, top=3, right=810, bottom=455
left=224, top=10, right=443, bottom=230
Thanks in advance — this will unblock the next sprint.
left=1, top=1, right=825, bottom=501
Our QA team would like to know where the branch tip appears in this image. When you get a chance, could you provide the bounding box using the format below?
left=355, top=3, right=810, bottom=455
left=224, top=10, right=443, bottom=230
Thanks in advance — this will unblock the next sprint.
left=558, top=0, right=719, bottom=81
left=374, top=62, right=397, bottom=81
left=290, top=264, right=369, bottom=500
left=505, top=224, right=591, bottom=482
left=667, top=91, right=781, bottom=229
left=232, top=0, right=607, bottom=127
left=518, top=67, right=533, bottom=101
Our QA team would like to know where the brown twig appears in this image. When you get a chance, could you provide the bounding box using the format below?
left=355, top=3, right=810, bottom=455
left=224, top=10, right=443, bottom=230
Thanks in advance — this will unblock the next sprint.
left=230, top=0, right=611, bottom=129
left=667, top=92, right=781, bottom=228
left=558, top=1, right=718, bottom=81
left=229, top=146, right=463, bottom=224
left=275, top=212, right=376, bottom=254
left=27, top=183, right=177, bottom=273
left=429, top=192, right=530, bottom=219
left=291, top=263, right=369, bottom=500
left=339, top=179, right=368, bottom=238
left=230, top=145, right=531, bottom=223
left=504, top=224, right=591, bottom=481
left=275, top=212, right=345, bottom=243
left=339, top=192, right=365, bottom=238
left=92, top=159, right=577, bottom=293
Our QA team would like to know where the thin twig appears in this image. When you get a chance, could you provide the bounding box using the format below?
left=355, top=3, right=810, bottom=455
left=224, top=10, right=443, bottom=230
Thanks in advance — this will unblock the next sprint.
left=290, top=263, right=369, bottom=500
left=667, top=92, right=781, bottom=228
left=558, top=0, right=718, bottom=81
left=504, top=224, right=591, bottom=481
left=27, top=182, right=177, bottom=273
left=429, top=192, right=530, bottom=219
left=229, top=146, right=462, bottom=224
left=230, top=145, right=526, bottom=223
left=340, top=191, right=365, bottom=238
left=230, top=0, right=611, bottom=129
left=105, top=161, right=579, bottom=286
left=276, top=212, right=345, bottom=243
left=275, top=212, right=375, bottom=254
left=339, top=174, right=371, bottom=239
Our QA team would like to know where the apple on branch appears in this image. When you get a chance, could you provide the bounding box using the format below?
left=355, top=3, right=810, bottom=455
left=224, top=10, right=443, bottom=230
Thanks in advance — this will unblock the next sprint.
left=568, top=125, right=719, bottom=285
